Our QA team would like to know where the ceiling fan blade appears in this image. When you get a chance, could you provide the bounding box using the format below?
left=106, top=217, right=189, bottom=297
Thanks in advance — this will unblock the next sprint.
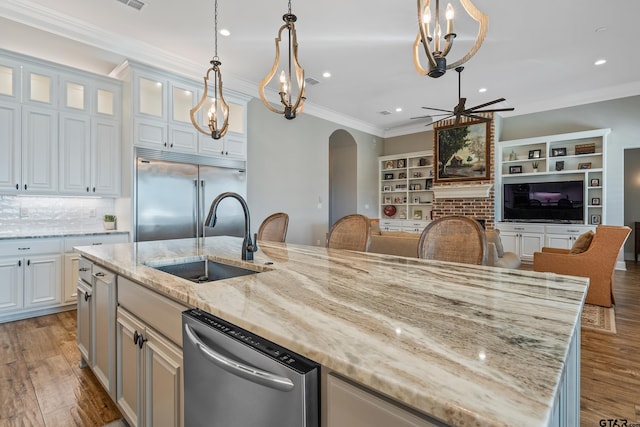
left=472, top=107, right=515, bottom=113
left=466, top=98, right=506, bottom=112
left=462, top=113, right=492, bottom=122
left=411, top=112, right=457, bottom=120
left=421, top=106, right=455, bottom=114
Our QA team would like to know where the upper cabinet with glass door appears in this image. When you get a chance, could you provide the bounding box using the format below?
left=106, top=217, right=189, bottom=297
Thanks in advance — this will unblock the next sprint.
left=0, top=57, right=21, bottom=103
left=132, top=67, right=199, bottom=154
left=22, top=64, right=58, bottom=108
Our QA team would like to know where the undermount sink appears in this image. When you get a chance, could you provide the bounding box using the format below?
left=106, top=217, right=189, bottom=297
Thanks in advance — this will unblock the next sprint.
left=150, top=258, right=260, bottom=283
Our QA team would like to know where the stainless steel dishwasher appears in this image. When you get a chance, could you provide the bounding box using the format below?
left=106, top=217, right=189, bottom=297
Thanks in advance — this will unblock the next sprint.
left=182, top=309, right=320, bottom=427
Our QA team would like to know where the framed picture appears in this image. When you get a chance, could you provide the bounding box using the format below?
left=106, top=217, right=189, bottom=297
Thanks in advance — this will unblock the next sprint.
left=509, top=165, right=523, bottom=174
left=397, top=159, right=406, bottom=168
left=528, top=149, right=541, bottom=159
left=382, top=185, right=392, bottom=192
left=591, top=214, right=601, bottom=225
left=590, top=178, right=600, bottom=187
left=393, top=196, right=402, bottom=203
left=414, top=183, right=422, bottom=190
left=425, top=178, right=433, bottom=189
left=413, top=210, right=423, bottom=219
left=384, top=160, right=395, bottom=169
left=435, top=120, right=490, bottom=182
left=551, top=147, right=567, bottom=157
left=398, top=172, right=406, bottom=179
left=578, top=162, right=592, bottom=169
left=591, top=197, right=601, bottom=205
left=384, top=173, right=394, bottom=180
left=555, top=161, right=565, bottom=171
left=384, top=196, right=392, bottom=204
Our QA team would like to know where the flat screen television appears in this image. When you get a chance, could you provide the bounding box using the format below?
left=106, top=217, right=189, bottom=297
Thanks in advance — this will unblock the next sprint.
left=503, top=181, right=584, bottom=223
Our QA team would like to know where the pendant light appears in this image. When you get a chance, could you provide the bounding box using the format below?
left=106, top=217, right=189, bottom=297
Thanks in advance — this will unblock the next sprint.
left=190, top=0, right=229, bottom=139
left=258, top=0, right=306, bottom=120
left=413, top=0, right=488, bottom=78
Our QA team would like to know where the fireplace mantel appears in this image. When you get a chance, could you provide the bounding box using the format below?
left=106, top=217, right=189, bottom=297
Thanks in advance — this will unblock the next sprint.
left=433, top=184, right=493, bottom=199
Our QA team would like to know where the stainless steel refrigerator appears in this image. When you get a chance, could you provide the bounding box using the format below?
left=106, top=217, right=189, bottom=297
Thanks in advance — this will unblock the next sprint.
left=135, top=150, right=247, bottom=242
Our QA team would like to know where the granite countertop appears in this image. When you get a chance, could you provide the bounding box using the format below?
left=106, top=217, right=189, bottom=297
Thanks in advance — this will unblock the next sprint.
left=76, top=236, right=588, bottom=427
left=0, top=228, right=130, bottom=240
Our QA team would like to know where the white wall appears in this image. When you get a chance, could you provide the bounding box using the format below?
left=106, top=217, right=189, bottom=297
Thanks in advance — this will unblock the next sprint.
left=246, top=99, right=382, bottom=246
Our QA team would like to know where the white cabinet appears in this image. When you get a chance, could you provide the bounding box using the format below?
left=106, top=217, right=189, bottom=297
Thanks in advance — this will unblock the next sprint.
left=0, top=58, right=21, bottom=102
left=21, top=106, right=59, bottom=193
left=496, top=223, right=545, bottom=263
left=497, top=129, right=610, bottom=226
left=116, top=307, right=184, bottom=427
left=379, top=219, right=430, bottom=234
left=132, top=69, right=199, bottom=154
left=0, top=238, right=63, bottom=320
left=325, top=373, right=441, bottom=427
left=379, top=151, right=434, bottom=223
left=0, top=101, right=21, bottom=193
left=544, top=224, right=595, bottom=250
left=92, top=264, right=117, bottom=397
left=76, top=262, right=92, bottom=364
left=22, top=64, right=58, bottom=107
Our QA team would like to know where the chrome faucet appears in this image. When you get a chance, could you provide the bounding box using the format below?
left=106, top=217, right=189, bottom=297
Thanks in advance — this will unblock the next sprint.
left=204, top=192, right=258, bottom=261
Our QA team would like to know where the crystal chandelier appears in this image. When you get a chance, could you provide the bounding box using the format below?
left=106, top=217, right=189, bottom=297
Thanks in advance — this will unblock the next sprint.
left=258, top=0, right=306, bottom=120
left=190, top=0, right=229, bottom=139
left=413, top=0, right=488, bottom=78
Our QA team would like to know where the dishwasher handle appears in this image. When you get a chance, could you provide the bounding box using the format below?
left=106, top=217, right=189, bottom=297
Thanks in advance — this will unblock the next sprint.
left=184, top=323, right=295, bottom=392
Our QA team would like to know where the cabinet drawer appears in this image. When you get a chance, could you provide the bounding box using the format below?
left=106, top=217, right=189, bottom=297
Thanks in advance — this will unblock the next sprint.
left=545, top=225, right=594, bottom=235
left=65, top=233, right=128, bottom=252
left=0, top=238, right=63, bottom=257
left=496, top=223, right=545, bottom=234
left=92, top=264, right=116, bottom=284
left=79, top=257, right=93, bottom=284
left=118, top=276, right=189, bottom=347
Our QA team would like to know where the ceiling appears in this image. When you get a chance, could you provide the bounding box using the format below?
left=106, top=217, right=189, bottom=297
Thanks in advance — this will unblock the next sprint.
left=2, top=0, right=640, bottom=137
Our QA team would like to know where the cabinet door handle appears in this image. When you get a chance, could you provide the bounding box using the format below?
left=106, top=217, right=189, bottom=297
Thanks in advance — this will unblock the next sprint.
left=15, top=184, right=19, bottom=190
left=18, top=260, right=22, bottom=267
left=84, top=292, right=92, bottom=302
left=79, top=267, right=89, bottom=272
left=86, top=186, right=90, bottom=192
left=92, top=187, right=96, bottom=192
left=18, top=247, right=30, bottom=251
left=133, top=331, right=140, bottom=345
left=27, top=259, right=30, bottom=266
left=24, top=184, right=27, bottom=190
left=138, top=335, right=148, bottom=349
left=94, top=272, right=105, bottom=277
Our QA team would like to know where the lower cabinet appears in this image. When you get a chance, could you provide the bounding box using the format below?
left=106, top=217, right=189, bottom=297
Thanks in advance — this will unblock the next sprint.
left=76, top=278, right=92, bottom=365
left=544, top=225, right=595, bottom=250
left=116, top=307, right=183, bottom=427
left=92, top=264, right=117, bottom=397
left=495, top=224, right=545, bottom=263
left=324, top=371, right=442, bottom=427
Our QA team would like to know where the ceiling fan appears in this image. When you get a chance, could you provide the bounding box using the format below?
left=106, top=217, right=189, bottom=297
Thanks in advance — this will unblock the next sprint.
left=411, top=66, right=514, bottom=128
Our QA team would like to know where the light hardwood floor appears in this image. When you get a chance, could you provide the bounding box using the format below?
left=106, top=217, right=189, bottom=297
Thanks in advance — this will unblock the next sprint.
left=0, top=263, right=638, bottom=426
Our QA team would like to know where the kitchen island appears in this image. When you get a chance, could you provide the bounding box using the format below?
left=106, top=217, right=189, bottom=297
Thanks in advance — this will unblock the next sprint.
left=76, top=236, right=588, bottom=427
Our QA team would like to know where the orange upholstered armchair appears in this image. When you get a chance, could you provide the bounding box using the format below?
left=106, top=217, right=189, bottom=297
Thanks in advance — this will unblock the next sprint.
left=533, top=225, right=631, bottom=307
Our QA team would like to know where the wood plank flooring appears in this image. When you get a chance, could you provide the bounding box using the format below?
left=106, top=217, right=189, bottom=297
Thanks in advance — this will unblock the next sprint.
left=0, top=310, right=121, bottom=427
left=0, top=262, right=638, bottom=426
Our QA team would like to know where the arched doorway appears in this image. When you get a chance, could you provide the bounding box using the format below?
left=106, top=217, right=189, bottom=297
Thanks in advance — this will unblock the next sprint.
left=329, top=130, right=357, bottom=228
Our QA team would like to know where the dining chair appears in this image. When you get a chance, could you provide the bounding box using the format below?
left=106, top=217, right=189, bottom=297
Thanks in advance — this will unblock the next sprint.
left=257, top=212, right=289, bottom=243
left=418, top=216, right=487, bottom=265
left=327, top=214, right=370, bottom=251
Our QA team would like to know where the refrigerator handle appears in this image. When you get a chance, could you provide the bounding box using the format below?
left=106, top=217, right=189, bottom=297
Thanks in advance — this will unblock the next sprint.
left=194, top=179, right=200, bottom=238
left=200, top=180, right=206, bottom=237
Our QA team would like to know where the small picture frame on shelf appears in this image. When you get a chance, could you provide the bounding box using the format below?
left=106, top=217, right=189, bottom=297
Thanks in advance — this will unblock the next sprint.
left=591, top=197, right=601, bottom=205
left=413, top=210, right=423, bottom=219
left=393, top=196, right=402, bottom=203
left=397, top=159, right=406, bottom=168
left=555, top=161, right=565, bottom=171
left=551, top=147, right=567, bottom=157
left=509, top=165, right=523, bottom=174
left=528, top=149, right=541, bottom=159
left=413, top=197, right=420, bottom=203
left=382, top=185, right=392, bottom=192
left=591, top=214, right=601, bottom=225
left=414, top=183, right=422, bottom=190
left=384, top=196, right=392, bottom=204
left=418, top=158, right=428, bottom=166
left=384, top=160, right=395, bottom=169
left=398, top=172, right=406, bottom=179
left=578, top=162, right=592, bottom=170
left=384, top=172, right=394, bottom=180
left=590, top=178, right=600, bottom=187
left=425, top=178, right=433, bottom=189
left=395, top=184, right=406, bottom=190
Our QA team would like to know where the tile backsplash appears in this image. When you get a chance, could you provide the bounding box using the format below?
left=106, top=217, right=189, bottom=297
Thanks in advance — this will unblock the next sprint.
left=0, top=195, right=116, bottom=235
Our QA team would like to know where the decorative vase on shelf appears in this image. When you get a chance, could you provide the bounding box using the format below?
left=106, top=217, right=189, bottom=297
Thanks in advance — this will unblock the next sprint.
left=509, top=150, right=516, bottom=161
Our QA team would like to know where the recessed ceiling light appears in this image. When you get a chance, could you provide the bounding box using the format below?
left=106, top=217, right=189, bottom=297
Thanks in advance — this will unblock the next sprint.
left=219, top=29, right=230, bottom=37
left=478, top=87, right=487, bottom=93
left=395, top=107, right=403, bottom=112
left=322, top=71, right=331, bottom=78
left=594, top=59, right=607, bottom=66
